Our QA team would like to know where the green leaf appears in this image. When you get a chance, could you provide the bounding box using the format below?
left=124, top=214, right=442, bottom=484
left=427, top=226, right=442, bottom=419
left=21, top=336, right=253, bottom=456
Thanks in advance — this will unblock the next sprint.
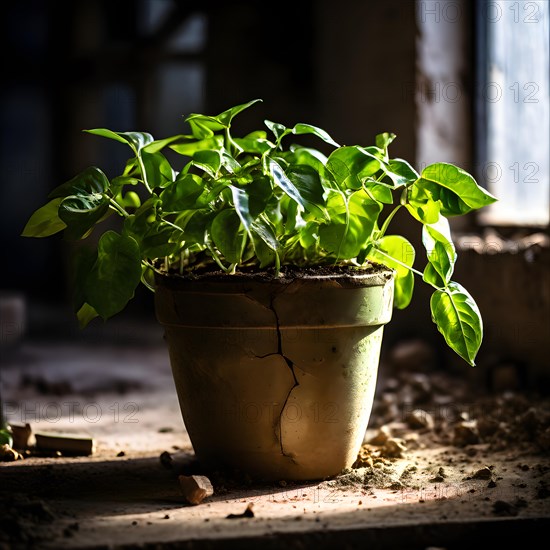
left=76, top=302, right=99, bottom=329
left=327, top=146, right=380, bottom=189
left=375, top=132, right=396, bottom=153
left=73, top=246, right=98, bottom=311
left=110, top=175, right=140, bottom=197
left=418, top=163, right=497, bottom=216
left=160, top=174, right=205, bottom=212
left=233, top=136, right=274, bottom=154
left=178, top=210, right=215, bottom=246
left=141, top=151, right=175, bottom=189
left=193, top=150, right=222, bottom=178
left=22, top=198, right=67, bottom=237
left=250, top=216, right=279, bottom=268
left=430, top=282, right=483, bottom=366
left=422, top=217, right=456, bottom=287
left=84, top=129, right=154, bottom=153
left=386, top=158, right=419, bottom=187
left=143, top=134, right=190, bottom=154
left=268, top=159, right=306, bottom=208
left=292, top=123, right=340, bottom=147
left=84, top=231, right=142, bottom=320
left=287, top=164, right=327, bottom=213
left=265, top=120, right=288, bottom=142
left=230, top=185, right=253, bottom=231
left=170, top=136, right=224, bottom=156
left=363, top=180, right=394, bottom=204
left=221, top=152, right=241, bottom=173
left=49, top=166, right=109, bottom=199
left=0, top=429, right=13, bottom=447
left=368, top=235, right=416, bottom=309
left=291, top=147, right=328, bottom=174
left=59, top=193, right=109, bottom=240
left=123, top=198, right=180, bottom=258
left=115, top=190, right=141, bottom=209
left=211, top=209, right=244, bottom=263
left=318, top=190, right=379, bottom=259
left=215, top=99, right=262, bottom=127
left=405, top=182, right=441, bottom=223
left=246, top=176, right=273, bottom=218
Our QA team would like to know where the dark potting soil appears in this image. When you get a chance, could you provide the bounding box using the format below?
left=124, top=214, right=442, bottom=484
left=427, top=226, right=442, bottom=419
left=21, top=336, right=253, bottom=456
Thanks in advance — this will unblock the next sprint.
left=160, top=261, right=392, bottom=283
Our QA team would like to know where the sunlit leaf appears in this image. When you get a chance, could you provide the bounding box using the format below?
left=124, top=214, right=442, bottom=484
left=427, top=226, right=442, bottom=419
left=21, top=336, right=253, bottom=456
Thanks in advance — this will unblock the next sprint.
left=430, top=282, right=483, bottom=366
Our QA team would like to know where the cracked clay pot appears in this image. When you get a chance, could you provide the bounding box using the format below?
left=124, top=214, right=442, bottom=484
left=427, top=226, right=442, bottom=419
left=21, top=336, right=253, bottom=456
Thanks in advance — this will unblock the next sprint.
left=155, top=269, right=394, bottom=481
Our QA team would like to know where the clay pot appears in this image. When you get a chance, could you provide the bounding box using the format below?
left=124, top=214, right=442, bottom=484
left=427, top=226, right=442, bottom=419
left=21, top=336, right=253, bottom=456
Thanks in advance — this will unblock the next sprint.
left=155, top=269, right=394, bottom=481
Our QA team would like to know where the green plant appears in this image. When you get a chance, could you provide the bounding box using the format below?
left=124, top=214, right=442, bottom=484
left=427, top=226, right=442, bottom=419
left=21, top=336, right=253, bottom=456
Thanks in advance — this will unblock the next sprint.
left=23, top=99, right=496, bottom=366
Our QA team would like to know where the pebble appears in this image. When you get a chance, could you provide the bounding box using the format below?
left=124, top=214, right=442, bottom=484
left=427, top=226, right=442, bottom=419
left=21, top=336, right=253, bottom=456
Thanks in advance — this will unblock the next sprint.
left=368, top=426, right=391, bottom=446
left=453, top=421, right=480, bottom=447
left=472, top=467, right=492, bottom=480
left=405, top=409, right=435, bottom=430
left=381, top=438, right=407, bottom=459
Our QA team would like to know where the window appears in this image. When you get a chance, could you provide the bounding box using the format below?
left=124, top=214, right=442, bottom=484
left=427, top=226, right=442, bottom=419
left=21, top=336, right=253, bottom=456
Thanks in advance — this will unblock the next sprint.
left=476, top=0, right=549, bottom=226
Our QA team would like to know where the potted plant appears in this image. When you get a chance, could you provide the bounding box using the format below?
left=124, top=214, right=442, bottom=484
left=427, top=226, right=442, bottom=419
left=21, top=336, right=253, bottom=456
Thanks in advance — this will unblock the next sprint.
left=22, top=99, right=496, bottom=480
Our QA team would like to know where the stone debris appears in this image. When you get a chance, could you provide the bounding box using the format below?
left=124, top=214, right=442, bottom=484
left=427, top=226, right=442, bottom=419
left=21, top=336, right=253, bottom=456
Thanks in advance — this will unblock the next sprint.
left=9, top=423, right=32, bottom=450
left=34, top=431, right=94, bottom=456
left=159, top=451, right=173, bottom=469
left=225, top=503, right=254, bottom=519
left=381, top=438, right=407, bottom=459
left=472, top=467, right=493, bottom=480
left=453, top=421, right=480, bottom=447
left=405, top=409, right=435, bottom=430
left=179, top=475, right=214, bottom=505
left=367, top=425, right=391, bottom=446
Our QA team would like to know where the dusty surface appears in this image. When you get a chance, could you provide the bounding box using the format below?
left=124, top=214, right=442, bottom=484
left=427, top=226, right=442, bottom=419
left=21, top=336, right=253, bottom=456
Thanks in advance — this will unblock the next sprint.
left=1, top=334, right=549, bottom=549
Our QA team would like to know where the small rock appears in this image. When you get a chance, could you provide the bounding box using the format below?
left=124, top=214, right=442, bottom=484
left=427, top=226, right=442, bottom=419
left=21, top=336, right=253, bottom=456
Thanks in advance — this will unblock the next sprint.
left=487, top=480, right=497, bottom=488
left=430, top=475, right=445, bottom=483
left=226, top=503, right=254, bottom=519
left=381, top=438, right=407, bottom=459
left=405, top=409, right=435, bottom=430
left=8, top=423, right=32, bottom=450
left=179, top=475, right=214, bottom=505
left=116, top=451, right=126, bottom=457
left=368, top=426, right=391, bottom=446
left=472, top=467, right=492, bottom=480
left=492, top=500, right=518, bottom=516
left=160, top=451, right=173, bottom=469
left=453, top=421, right=480, bottom=447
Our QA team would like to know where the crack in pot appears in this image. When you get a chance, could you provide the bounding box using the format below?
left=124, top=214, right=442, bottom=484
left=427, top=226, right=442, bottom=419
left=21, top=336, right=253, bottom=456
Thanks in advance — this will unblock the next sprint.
left=268, top=293, right=300, bottom=464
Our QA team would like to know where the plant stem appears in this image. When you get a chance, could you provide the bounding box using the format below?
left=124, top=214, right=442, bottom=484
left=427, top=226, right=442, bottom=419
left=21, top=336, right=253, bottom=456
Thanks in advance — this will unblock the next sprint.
left=373, top=247, right=424, bottom=278
left=378, top=204, right=402, bottom=238
left=137, top=155, right=153, bottom=194
left=162, top=218, right=184, bottom=232
left=108, top=198, right=129, bottom=218
left=206, top=242, right=230, bottom=272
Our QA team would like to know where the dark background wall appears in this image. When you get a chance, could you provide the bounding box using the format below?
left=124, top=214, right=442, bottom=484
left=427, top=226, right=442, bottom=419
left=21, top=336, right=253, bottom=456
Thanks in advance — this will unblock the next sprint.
left=0, top=0, right=417, bottom=302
